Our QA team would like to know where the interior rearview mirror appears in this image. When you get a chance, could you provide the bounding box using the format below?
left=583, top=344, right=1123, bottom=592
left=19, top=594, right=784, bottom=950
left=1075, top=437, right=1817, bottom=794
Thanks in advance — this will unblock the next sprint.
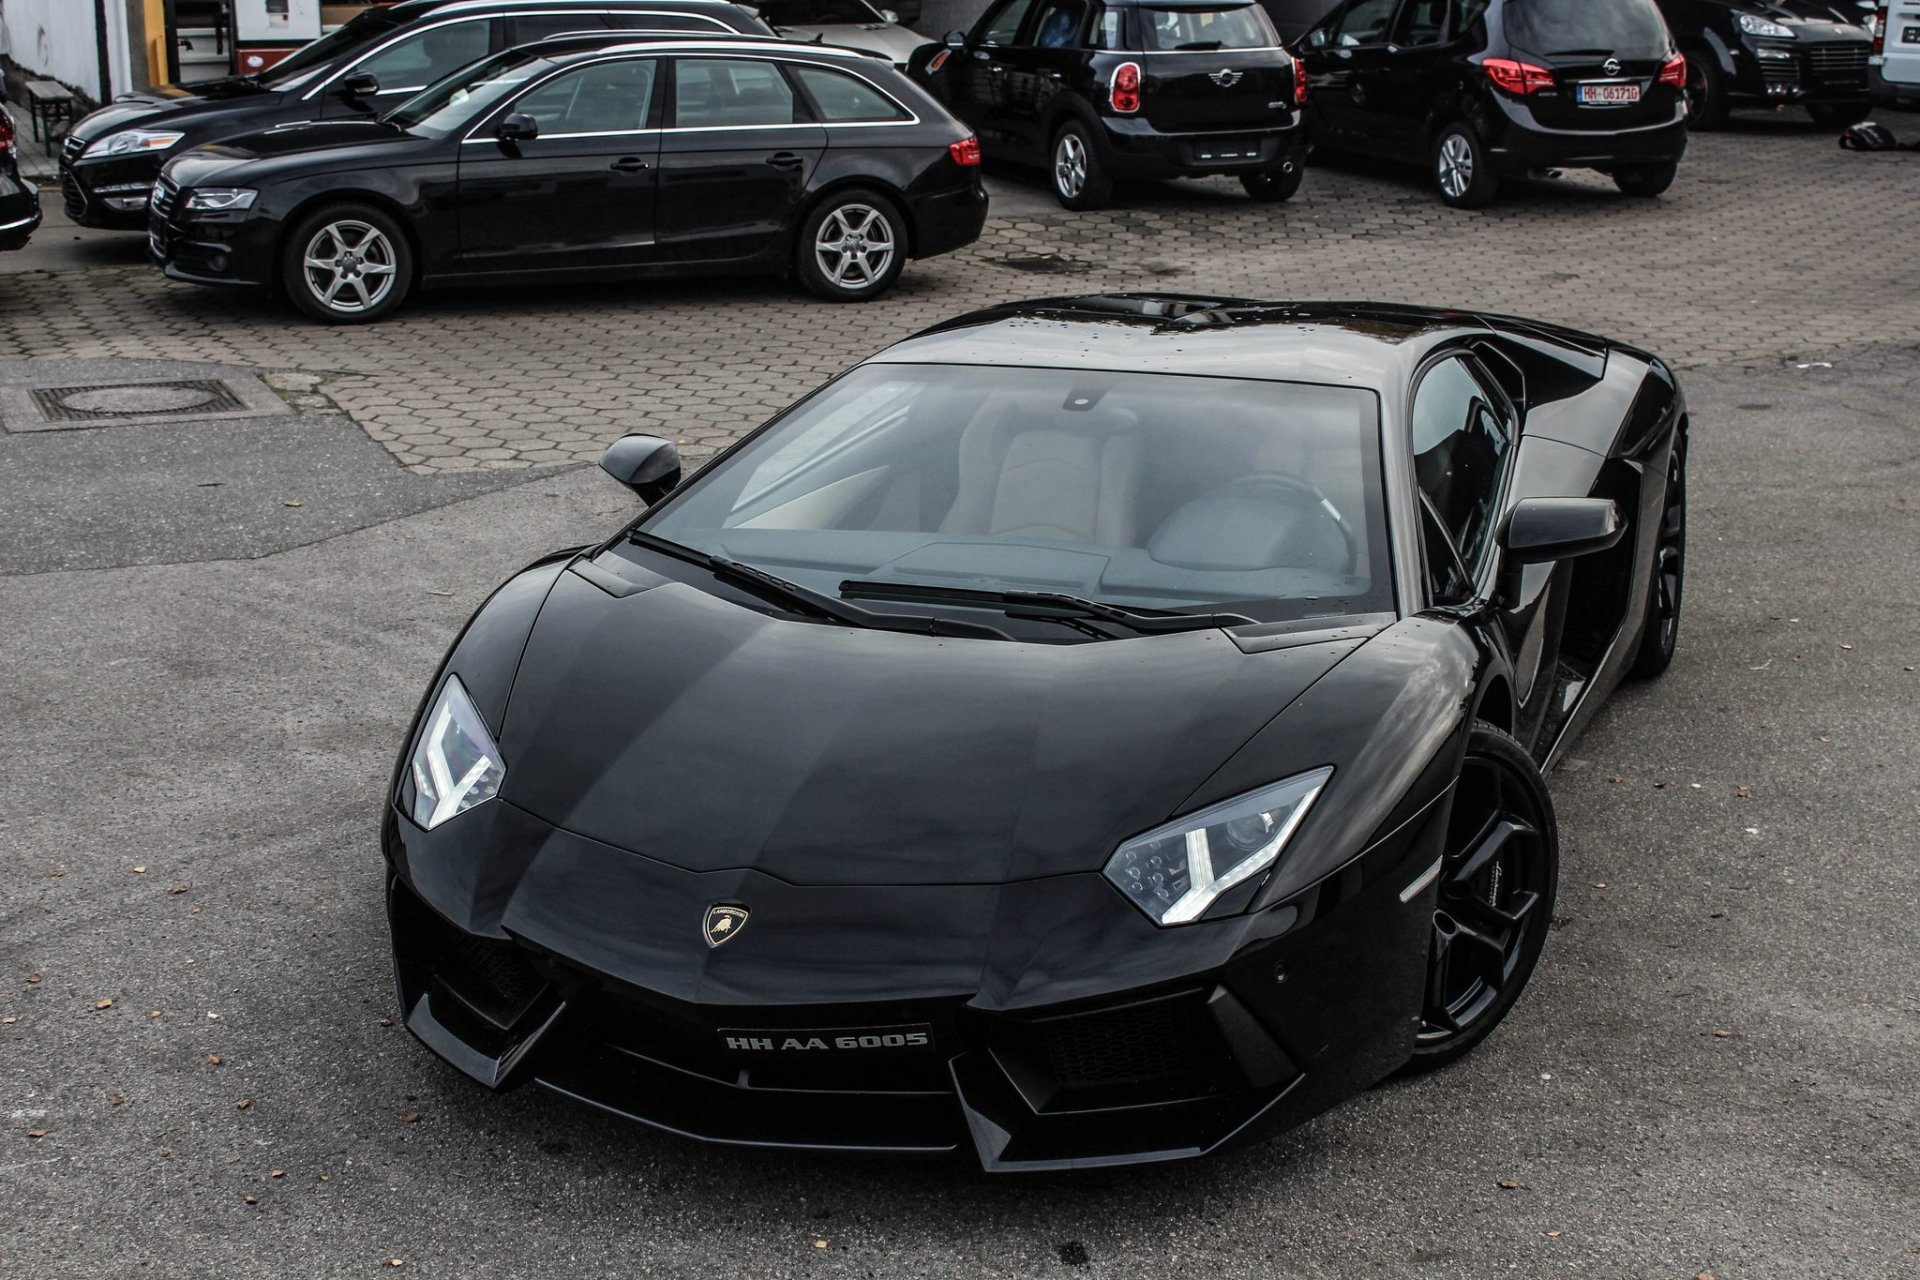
left=1502, top=497, right=1624, bottom=564
left=600, top=434, right=682, bottom=505
left=944, top=30, right=967, bottom=49
left=495, top=112, right=539, bottom=142
left=341, top=71, right=381, bottom=99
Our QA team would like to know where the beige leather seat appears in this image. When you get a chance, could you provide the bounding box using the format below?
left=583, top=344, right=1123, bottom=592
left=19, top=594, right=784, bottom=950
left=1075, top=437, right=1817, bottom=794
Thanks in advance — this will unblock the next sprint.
left=939, top=394, right=1142, bottom=546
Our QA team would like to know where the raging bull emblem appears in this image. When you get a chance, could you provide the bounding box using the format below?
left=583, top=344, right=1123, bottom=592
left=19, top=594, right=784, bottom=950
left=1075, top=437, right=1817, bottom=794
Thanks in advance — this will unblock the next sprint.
left=704, top=904, right=749, bottom=948
left=1209, top=68, right=1244, bottom=87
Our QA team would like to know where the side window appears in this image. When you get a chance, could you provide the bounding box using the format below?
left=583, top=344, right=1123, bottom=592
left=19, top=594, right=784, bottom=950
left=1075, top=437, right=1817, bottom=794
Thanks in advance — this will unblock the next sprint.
left=793, top=66, right=910, bottom=122
left=1410, top=356, right=1514, bottom=577
left=1456, top=0, right=1489, bottom=31
left=509, top=14, right=726, bottom=43
left=1332, top=0, right=1398, bottom=46
left=1029, top=0, right=1089, bottom=48
left=978, top=0, right=1039, bottom=45
left=352, top=19, right=493, bottom=91
left=1091, top=3, right=1125, bottom=48
left=511, top=59, right=657, bottom=134
left=1392, top=0, right=1449, bottom=45
left=672, top=59, right=804, bottom=128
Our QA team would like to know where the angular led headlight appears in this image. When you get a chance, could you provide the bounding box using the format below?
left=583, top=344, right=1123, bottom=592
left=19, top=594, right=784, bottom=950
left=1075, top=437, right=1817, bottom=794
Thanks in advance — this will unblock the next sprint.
left=1104, top=768, right=1332, bottom=926
left=407, top=676, right=505, bottom=830
left=84, top=128, right=187, bottom=158
left=184, top=188, right=257, bottom=212
left=1737, top=13, right=1796, bottom=38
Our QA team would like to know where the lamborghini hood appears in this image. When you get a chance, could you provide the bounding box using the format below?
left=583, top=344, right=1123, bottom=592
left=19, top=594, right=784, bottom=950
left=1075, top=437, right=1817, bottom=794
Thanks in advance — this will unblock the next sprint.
left=492, top=567, right=1369, bottom=887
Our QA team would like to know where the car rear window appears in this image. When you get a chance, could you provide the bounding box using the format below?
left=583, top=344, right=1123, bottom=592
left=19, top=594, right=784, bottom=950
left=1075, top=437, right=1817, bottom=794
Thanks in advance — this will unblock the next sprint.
left=1503, top=0, right=1670, bottom=58
left=1138, top=5, right=1277, bottom=51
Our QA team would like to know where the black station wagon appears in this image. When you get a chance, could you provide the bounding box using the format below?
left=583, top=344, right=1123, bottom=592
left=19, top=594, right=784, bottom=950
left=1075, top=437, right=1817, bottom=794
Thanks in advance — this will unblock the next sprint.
left=914, top=0, right=1310, bottom=208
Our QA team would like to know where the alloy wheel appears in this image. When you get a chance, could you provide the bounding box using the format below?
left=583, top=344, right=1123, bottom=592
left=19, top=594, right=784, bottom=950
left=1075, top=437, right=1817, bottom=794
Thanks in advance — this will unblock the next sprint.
left=301, top=219, right=398, bottom=315
left=812, top=203, right=896, bottom=292
left=1416, top=748, right=1553, bottom=1050
left=1055, top=132, right=1088, bottom=200
left=1437, top=133, right=1474, bottom=202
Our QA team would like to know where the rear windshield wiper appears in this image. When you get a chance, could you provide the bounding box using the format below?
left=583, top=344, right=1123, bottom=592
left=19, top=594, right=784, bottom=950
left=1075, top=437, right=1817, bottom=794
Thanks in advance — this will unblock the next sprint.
left=626, top=532, right=1012, bottom=639
left=1174, top=40, right=1224, bottom=50
left=839, top=580, right=1256, bottom=634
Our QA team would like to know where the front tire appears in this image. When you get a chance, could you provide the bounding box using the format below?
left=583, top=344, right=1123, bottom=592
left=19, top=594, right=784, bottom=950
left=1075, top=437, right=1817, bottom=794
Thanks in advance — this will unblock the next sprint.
left=1683, top=52, right=1730, bottom=130
left=793, top=188, right=906, bottom=302
left=1240, top=150, right=1305, bottom=203
left=1807, top=101, right=1873, bottom=127
left=1612, top=161, right=1678, bottom=197
left=1403, top=723, right=1559, bottom=1073
left=281, top=203, right=413, bottom=325
left=1432, top=122, right=1499, bottom=209
left=1629, top=428, right=1688, bottom=678
left=1050, top=121, right=1113, bottom=211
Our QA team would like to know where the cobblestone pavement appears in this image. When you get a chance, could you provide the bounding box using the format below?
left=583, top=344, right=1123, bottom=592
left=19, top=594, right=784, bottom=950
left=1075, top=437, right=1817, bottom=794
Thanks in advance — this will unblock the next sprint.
left=2, top=120, right=1915, bottom=472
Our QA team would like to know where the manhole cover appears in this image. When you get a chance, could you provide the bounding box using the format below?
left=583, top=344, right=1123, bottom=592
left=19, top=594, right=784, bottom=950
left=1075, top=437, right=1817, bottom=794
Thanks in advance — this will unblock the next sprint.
left=1002, top=253, right=1093, bottom=274
left=30, top=379, right=247, bottom=422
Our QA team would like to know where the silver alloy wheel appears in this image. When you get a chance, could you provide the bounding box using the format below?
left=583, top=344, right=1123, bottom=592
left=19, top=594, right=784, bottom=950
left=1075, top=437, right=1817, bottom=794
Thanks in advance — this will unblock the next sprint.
left=1055, top=132, right=1088, bottom=199
left=301, top=219, right=398, bottom=314
left=1437, top=132, right=1474, bottom=200
left=812, top=203, right=896, bottom=292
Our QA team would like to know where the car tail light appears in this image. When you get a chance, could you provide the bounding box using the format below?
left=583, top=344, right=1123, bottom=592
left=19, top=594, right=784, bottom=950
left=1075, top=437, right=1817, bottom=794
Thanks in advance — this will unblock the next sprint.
left=948, top=135, right=980, bottom=166
left=1482, top=57, right=1555, bottom=95
left=1658, top=53, right=1686, bottom=88
left=0, top=111, right=13, bottom=156
left=1872, top=3, right=1887, bottom=54
left=1111, top=61, right=1141, bottom=113
left=1291, top=55, right=1308, bottom=104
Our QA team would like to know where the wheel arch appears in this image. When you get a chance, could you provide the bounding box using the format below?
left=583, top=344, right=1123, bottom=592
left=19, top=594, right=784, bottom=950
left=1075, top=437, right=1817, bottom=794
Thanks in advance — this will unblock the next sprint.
left=790, top=177, right=915, bottom=260
left=271, top=188, right=425, bottom=293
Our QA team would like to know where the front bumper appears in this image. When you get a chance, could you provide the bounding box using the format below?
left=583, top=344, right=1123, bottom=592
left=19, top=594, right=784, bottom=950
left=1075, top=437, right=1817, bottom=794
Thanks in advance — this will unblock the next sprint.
left=0, top=189, right=39, bottom=252
left=1731, top=38, right=1873, bottom=105
left=59, top=135, right=167, bottom=229
left=147, top=179, right=274, bottom=288
left=383, top=794, right=1442, bottom=1170
left=1099, top=116, right=1308, bottom=180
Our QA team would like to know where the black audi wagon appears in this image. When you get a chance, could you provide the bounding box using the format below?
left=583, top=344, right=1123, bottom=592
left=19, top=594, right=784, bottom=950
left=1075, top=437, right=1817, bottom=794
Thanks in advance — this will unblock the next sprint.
left=914, top=0, right=1310, bottom=208
left=1296, top=0, right=1689, bottom=207
left=60, top=0, right=776, bottom=230
left=149, top=37, right=986, bottom=319
left=1655, top=0, right=1877, bottom=128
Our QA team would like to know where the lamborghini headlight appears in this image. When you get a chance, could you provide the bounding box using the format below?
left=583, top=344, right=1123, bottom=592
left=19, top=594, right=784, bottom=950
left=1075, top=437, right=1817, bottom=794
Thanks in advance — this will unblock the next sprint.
left=83, top=128, right=187, bottom=158
left=1104, top=768, right=1332, bottom=926
left=407, top=675, right=505, bottom=830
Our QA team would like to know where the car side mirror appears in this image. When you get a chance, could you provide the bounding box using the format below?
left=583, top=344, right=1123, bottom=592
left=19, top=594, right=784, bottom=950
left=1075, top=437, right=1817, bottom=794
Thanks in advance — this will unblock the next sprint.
left=944, top=29, right=967, bottom=49
left=880, top=8, right=900, bottom=23
left=600, top=434, right=682, bottom=504
left=341, top=71, right=381, bottom=100
left=1502, top=497, right=1624, bottom=564
left=495, top=112, right=539, bottom=142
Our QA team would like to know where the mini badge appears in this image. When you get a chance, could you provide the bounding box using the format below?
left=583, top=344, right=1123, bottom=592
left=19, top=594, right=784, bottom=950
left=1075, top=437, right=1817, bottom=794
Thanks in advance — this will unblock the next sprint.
left=704, top=904, right=749, bottom=948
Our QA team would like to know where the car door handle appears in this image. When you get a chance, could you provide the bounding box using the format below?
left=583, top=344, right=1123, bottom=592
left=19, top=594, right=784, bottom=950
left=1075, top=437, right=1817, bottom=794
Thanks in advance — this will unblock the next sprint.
left=609, top=157, right=651, bottom=172
left=766, top=152, right=805, bottom=170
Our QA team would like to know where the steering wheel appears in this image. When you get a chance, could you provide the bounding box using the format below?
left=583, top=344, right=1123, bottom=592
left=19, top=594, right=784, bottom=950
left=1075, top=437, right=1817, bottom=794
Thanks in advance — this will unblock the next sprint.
left=1214, top=472, right=1362, bottom=577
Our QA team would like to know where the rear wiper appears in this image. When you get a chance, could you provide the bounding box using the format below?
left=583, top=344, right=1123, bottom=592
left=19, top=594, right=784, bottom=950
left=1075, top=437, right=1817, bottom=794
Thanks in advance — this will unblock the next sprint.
left=1544, top=48, right=1613, bottom=57
left=1175, top=40, right=1223, bottom=50
left=839, top=580, right=1256, bottom=634
left=626, top=532, right=1012, bottom=639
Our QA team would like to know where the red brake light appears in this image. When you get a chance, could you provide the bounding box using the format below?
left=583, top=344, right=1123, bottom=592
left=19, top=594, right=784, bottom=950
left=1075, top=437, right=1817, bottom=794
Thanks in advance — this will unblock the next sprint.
left=1482, top=57, right=1555, bottom=94
left=1872, top=3, right=1887, bottom=55
left=0, top=110, right=13, bottom=155
left=1658, top=53, right=1686, bottom=88
left=948, top=135, right=981, bottom=166
left=1111, top=61, right=1141, bottom=114
left=1291, top=55, right=1308, bottom=105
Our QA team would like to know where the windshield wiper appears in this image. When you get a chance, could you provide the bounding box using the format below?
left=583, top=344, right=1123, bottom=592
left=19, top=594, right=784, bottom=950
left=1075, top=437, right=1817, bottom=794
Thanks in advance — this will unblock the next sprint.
left=839, top=580, right=1257, bottom=634
left=1175, top=40, right=1224, bottom=50
left=626, top=532, right=1013, bottom=639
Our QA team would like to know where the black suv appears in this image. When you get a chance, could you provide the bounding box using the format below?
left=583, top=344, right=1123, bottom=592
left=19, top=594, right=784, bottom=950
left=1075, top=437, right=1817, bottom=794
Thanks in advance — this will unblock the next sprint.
left=1656, top=0, right=1877, bottom=128
left=915, top=0, right=1309, bottom=209
left=1296, top=0, right=1689, bottom=207
left=60, top=0, right=774, bottom=229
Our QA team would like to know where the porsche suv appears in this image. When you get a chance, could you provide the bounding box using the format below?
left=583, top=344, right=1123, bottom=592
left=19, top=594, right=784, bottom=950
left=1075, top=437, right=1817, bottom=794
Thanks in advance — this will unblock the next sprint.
left=1656, top=0, right=1878, bottom=128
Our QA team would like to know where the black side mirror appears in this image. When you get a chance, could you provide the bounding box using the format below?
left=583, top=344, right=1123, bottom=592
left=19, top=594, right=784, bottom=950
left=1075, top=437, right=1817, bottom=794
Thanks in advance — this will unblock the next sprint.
left=944, top=29, right=967, bottom=49
left=1502, top=497, right=1624, bottom=564
left=495, top=112, right=539, bottom=142
left=341, top=71, right=381, bottom=100
left=600, top=434, right=682, bottom=504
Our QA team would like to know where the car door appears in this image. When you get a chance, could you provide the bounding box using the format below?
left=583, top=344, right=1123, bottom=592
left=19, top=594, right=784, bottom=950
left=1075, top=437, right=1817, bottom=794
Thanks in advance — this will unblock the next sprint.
left=653, top=56, right=827, bottom=264
left=1885, top=0, right=1920, bottom=90
left=1298, top=0, right=1400, bottom=140
left=992, top=0, right=1092, bottom=160
left=315, top=16, right=499, bottom=118
left=1365, top=0, right=1452, bottom=160
left=950, top=0, right=1043, bottom=146
left=456, top=57, right=663, bottom=273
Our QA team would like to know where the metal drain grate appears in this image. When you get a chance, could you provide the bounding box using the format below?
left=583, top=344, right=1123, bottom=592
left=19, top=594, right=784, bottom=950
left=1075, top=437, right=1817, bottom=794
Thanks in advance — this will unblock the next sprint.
left=29, top=379, right=250, bottom=422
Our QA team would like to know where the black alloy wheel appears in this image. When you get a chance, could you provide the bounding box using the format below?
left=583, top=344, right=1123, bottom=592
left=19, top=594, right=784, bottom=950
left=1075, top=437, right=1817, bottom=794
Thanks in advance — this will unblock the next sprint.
left=280, top=202, right=414, bottom=325
left=1240, top=150, right=1304, bottom=203
left=1683, top=52, right=1730, bottom=130
left=793, top=188, right=907, bottom=302
left=1050, top=120, right=1113, bottom=211
left=1807, top=101, right=1874, bottom=127
left=1630, top=428, right=1688, bottom=678
left=1613, top=161, right=1679, bottom=198
left=1404, top=724, right=1559, bottom=1072
left=1432, top=121, right=1499, bottom=209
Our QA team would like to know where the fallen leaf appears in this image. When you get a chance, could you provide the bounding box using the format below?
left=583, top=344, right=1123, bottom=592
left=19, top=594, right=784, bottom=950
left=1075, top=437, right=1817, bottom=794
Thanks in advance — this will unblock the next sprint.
left=1592, top=882, right=1608, bottom=889
left=94, top=999, right=114, bottom=1010
left=26, top=1129, right=47, bottom=1139
left=1689, top=782, right=1703, bottom=790
left=1697, top=1273, right=1717, bottom=1280
left=235, top=1099, right=252, bottom=1110
left=244, top=1195, right=259, bottom=1206
left=385, top=1260, right=404, bottom=1268
left=207, top=1055, right=223, bottom=1066
left=148, top=1010, right=162, bottom=1018
left=1, top=1016, right=14, bottom=1025
left=318, top=1173, right=328, bottom=1182
left=813, top=1240, right=830, bottom=1250
left=167, top=886, right=189, bottom=895
left=1839, top=643, right=1853, bottom=651
left=271, top=1169, right=285, bottom=1179
left=1818, top=735, right=1833, bottom=743
left=190, top=904, right=203, bottom=915
left=108, top=1095, right=124, bottom=1106
left=1545, top=1230, right=1563, bottom=1238
left=425, top=589, right=455, bottom=597
left=378, top=1018, right=395, bottom=1028
left=1608, top=775, right=1625, bottom=784
left=1652, top=781, right=1667, bottom=790
left=1712, top=1029, right=1735, bottom=1039
left=1735, top=786, right=1751, bottom=798
left=26, top=974, right=42, bottom=984
left=401, top=1112, right=421, bottom=1124
left=131, top=866, right=147, bottom=874
left=282, top=499, right=304, bottom=508
left=1748, top=659, right=1771, bottom=671
left=1497, top=1179, right=1523, bottom=1190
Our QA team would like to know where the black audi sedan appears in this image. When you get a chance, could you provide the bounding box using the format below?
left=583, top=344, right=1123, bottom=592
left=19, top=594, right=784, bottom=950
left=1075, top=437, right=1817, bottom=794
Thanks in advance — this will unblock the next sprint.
left=150, top=38, right=985, bottom=320
left=59, top=0, right=775, bottom=230
left=1297, top=0, right=1689, bottom=207
left=383, top=293, right=1688, bottom=1170
left=0, top=108, right=41, bottom=254
left=913, top=0, right=1310, bottom=208
left=1656, top=0, right=1877, bottom=127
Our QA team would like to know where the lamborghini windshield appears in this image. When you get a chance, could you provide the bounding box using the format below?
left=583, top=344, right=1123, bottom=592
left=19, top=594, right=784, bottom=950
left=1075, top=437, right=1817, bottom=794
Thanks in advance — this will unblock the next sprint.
left=640, top=363, right=1392, bottom=622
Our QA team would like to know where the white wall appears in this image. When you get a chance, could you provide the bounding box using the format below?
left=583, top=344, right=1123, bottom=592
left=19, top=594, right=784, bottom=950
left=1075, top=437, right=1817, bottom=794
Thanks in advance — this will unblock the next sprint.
left=0, top=0, right=135, bottom=101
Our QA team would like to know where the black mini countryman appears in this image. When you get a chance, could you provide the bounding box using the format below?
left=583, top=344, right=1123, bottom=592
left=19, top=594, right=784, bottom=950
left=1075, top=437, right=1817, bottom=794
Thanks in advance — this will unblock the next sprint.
left=914, top=0, right=1310, bottom=208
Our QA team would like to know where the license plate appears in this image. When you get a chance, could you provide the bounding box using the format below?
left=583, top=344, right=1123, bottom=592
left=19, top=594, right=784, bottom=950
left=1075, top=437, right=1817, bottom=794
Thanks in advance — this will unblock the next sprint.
left=718, top=1024, right=934, bottom=1054
left=1194, top=139, right=1259, bottom=161
left=1577, top=82, right=1642, bottom=105
left=1904, top=25, right=1920, bottom=42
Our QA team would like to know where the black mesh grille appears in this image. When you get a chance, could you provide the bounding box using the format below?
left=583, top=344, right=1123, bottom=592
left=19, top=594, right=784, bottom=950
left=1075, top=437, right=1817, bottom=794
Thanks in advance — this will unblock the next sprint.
left=1022, top=991, right=1219, bottom=1089
left=61, top=134, right=84, bottom=165
left=440, top=928, right=548, bottom=1023
left=61, top=172, right=86, bottom=219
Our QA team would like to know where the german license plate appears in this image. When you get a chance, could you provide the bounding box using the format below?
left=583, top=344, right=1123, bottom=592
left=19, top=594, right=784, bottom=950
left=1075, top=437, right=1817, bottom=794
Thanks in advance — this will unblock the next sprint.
left=1194, top=138, right=1259, bottom=161
left=718, top=1024, right=934, bottom=1054
left=1578, top=82, right=1642, bottom=105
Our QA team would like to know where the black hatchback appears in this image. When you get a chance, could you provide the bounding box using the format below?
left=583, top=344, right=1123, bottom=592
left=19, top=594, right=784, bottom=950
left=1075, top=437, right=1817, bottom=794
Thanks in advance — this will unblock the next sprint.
left=60, top=0, right=775, bottom=230
left=915, top=0, right=1309, bottom=208
left=1297, top=0, right=1689, bottom=207
left=149, top=38, right=987, bottom=320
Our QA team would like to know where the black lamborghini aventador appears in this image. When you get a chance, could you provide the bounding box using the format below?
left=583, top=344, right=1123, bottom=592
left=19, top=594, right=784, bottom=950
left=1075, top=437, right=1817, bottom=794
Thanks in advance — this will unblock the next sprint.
left=384, top=294, right=1688, bottom=1171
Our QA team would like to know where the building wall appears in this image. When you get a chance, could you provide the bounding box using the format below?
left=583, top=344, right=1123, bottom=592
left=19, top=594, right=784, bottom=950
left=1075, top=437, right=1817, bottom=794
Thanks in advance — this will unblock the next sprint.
left=0, top=0, right=138, bottom=102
